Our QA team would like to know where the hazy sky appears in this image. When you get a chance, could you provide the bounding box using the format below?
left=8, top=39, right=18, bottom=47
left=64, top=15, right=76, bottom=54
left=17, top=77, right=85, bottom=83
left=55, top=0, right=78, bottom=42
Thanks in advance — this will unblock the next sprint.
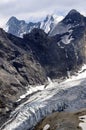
left=0, top=0, right=86, bottom=27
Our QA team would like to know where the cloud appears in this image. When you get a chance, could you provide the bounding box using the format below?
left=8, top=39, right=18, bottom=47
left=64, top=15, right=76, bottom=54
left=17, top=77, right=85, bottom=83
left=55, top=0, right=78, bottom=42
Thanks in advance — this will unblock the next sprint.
left=0, top=0, right=86, bottom=27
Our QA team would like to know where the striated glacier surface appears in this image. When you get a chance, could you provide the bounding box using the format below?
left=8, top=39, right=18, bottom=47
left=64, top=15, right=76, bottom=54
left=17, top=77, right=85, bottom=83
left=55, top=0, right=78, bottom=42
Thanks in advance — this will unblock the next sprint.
left=1, top=65, right=86, bottom=130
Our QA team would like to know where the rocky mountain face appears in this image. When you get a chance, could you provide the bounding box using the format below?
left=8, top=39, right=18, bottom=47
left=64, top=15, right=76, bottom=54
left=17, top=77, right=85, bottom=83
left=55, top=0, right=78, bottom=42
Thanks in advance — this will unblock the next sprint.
left=49, top=9, right=86, bottom=36
left=5, top=15, right=56, bottom=37
left=0, top=28, right=47, bottom=125
left=0, top=9, right=86, bottom=126
left=49, top=9, right=86, bottom=71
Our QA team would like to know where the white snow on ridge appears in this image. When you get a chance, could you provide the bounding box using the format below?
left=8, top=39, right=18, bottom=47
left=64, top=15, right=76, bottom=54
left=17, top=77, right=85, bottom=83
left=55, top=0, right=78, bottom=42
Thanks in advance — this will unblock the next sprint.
left=3, top=24, right=9, bottom=32
left=40, top=15, right=56, bottom=33
left=40, top=15, right=52, bottom=33
left=1, top=64, right=86, bottom=130
left=54, top=16, right=64, bottom=23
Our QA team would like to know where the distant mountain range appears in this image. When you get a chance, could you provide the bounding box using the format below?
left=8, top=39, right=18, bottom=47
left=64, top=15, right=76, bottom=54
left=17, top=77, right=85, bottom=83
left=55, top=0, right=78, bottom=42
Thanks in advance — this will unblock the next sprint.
left=4, top=14, right=62, bottom=37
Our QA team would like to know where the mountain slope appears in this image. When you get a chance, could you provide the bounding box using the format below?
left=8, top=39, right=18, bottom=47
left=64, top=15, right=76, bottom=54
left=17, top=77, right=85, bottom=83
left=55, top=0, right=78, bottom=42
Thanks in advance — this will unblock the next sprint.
left=35, top=109, right=86, bottom=130
left=0, top=28, right=48, bottom=126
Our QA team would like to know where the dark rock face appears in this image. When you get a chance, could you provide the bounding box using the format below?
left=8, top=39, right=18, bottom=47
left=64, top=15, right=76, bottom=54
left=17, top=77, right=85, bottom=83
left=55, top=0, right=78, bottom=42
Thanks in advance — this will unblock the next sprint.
left=49, top=9, right=86, bottom=75
left=63, top=9, right=84, bottom=24
left=0, top=28, right=47, bottom=124
left=0, top=9, right=86, bottom=125
left=23, top=26, right=86, bottom=78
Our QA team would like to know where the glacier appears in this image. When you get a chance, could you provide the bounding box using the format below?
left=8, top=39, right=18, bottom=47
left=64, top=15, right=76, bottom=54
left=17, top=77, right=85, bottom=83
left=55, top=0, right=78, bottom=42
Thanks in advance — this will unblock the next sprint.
left=1, top=64, right=86, bottom=130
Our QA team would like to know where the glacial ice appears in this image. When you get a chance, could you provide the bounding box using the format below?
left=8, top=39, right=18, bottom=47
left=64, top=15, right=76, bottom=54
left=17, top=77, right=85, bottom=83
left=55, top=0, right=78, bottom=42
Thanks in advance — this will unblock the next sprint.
left=1, top=64, right=86, bottom=130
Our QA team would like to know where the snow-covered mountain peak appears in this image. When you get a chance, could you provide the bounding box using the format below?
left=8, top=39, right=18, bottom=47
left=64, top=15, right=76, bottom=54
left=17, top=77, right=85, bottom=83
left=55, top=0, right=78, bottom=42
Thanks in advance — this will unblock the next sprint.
left=40, top=14, right=56, bottom=33
left=7, top=16, right=19, bottom=25
left=8, top=16, right=17, bottom=21
left=4, top=14, right=60, bottom=37
left=4, top=9, right=84, bottom=40
left=44, top=14, right=54, bottom=22
left=7, top=16, right=26, bottom=26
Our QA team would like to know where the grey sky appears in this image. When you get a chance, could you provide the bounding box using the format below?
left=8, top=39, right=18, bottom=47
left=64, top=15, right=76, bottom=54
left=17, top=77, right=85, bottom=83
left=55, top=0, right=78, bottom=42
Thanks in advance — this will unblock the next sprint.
left=0, top=0, right=86, bottom=27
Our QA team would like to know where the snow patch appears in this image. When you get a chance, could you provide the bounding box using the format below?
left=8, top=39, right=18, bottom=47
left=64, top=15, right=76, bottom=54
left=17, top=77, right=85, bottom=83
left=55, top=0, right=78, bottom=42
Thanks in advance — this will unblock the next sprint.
left=55, top=16, right=64, bottom=23
left=62, top=34, right=73, bottom=44
left=79, top=115, right=86, bottom=130
left=43, top=124, right=50, bottom=130
left=17, top=77, right=53, bottom=102
left=17, top=84, right=45, bottom=102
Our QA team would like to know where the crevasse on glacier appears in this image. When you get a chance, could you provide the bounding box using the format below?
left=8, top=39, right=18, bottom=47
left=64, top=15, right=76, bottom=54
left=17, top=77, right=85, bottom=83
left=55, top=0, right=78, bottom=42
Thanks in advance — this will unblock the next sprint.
left=1, top=65, right=86, bottom=130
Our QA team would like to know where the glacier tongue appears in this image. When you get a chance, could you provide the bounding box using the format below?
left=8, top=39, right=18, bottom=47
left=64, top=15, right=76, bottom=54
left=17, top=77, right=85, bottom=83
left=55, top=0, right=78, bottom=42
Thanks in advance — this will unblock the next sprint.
left=1, top=65, right=86, bottom=130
